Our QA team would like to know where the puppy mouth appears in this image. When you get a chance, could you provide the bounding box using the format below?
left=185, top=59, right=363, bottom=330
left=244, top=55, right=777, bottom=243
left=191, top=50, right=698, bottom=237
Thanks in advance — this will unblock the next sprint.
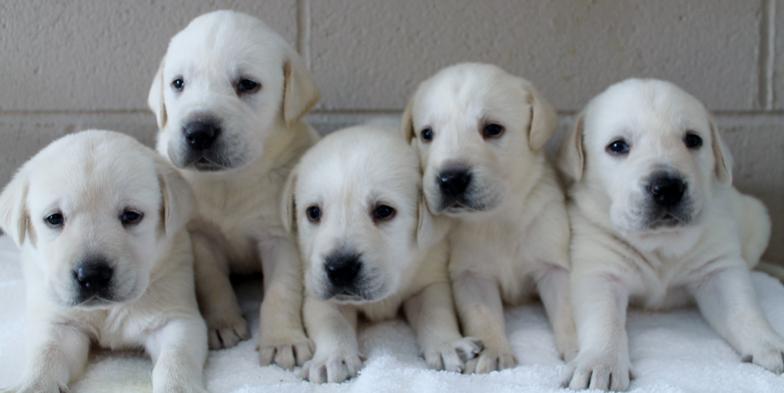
left=191, top=156, right=228, bottom=171
left=72, top=295, right=118, bottom=308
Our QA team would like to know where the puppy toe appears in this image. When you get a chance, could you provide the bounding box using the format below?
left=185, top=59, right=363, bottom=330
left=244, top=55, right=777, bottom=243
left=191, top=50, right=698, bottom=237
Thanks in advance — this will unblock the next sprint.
left=440, top=349, right=464, bottom=373
left=273, top=345, right=297, bottom=369
left=294, top=341, right=314, bottom=366
left=568, top=367, right=592, bottom=390
left=454, top=337, right=484, bottom=361
left=475, top=353, right=499, bottom=374
left=424, top=350, right=445, bottom=370
left=588, top=367, right=611, bottom=390
left=258, top=347, right=276, bottom=366
left=325, top=359, right=350, bottom=383
left=749, top=349, right=784, bottom=374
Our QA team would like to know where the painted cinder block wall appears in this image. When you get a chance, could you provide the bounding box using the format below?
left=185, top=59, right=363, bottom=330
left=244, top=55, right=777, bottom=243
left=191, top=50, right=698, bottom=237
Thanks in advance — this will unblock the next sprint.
left=0, top=0, right=782, bottom=262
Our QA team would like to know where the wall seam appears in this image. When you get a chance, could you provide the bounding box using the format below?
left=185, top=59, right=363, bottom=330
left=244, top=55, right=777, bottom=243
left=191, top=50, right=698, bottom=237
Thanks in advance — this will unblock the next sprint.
left=296, top=0, right=312, bottom=68
left=757, top=0, right=774, bottom=110
left=769, top=0, right=777, bottom=108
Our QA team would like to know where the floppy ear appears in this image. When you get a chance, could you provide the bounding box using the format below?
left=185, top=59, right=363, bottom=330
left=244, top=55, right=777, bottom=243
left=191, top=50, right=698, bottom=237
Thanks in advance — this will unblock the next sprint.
left=415, top=198, right=450, bottom=250
left=401, top=98, right=416, bottom=143
left=710, top=121, right=733, bottom=185
left=279, top=168, right=298, bottom=234
left=147, top=58, right=168, bottom=129
left=525, top=85, right=559, bottom=150
left=282, top=51, right=319, bottom=127
left=557, top=114, right=586, bottom=183
left=0, top=168, right=31, bottom=246
left=155, top=159, right=194, bottom=236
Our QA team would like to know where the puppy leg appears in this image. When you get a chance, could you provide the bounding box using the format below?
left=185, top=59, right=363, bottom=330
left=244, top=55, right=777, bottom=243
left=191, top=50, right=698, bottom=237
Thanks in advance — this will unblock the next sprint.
left=404, top=281, right=483, bottom=372
left=12, top=322, right=89, bottom=393
left=146, top=317, right=209, bottom=393
left=301, top=297, right=363, bottom=383
left=569, top=273, right=631, bottom=391
left=690, top=266, right=784, bottom=373
left=192, top=232, right=248, bottom=349
left=452, top=271, right=517, bottom=373
left=536, top=266, right=578, bottom=362
left=257, top=237, right=312, bottom=368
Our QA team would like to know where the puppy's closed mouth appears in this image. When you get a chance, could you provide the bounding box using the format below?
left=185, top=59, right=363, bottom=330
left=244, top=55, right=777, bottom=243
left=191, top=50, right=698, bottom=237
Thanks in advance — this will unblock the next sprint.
left=191, top=156, right=227, bottom=171
left=73, top=295, right=117, bottom=308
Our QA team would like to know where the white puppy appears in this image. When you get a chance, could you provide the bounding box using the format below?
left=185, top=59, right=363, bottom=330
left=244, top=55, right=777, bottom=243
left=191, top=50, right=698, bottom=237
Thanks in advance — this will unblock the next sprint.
left=282, top=125, right=482, bottom=383
left=148, top=10, right=319, bottom=366
left=402, top=63, right=577, bottom=373
left=0, top=130, right=207, bottom=393
left=558, top=79, right=777, bottom=391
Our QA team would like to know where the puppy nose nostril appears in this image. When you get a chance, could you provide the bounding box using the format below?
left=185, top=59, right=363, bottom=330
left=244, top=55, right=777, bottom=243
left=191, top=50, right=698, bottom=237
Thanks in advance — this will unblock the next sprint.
left=648, top=174, right=687, bottom=207
left=73, top=262, right=113, bottom=293
left=324, top=253, right=362, bottom=288
left=437, top=169, right=472, bottom=197
left=183, top=120, right=222, bottom=150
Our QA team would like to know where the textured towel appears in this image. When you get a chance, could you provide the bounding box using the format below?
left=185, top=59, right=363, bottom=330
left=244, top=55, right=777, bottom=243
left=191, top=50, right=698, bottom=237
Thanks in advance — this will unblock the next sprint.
left=1, top=235, right=783, bottom=392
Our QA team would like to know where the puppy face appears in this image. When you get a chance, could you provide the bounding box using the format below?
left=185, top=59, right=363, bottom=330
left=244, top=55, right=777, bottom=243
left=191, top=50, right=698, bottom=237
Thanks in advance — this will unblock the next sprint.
left=148, top=10, right=318, bottom=172
left=0, top=131, right=192, bottom=308
left=559, top=79, right=732, bottom=234
left=402, top=63, right=557, bottom=217
left=282, top=126, right=440, bottom=304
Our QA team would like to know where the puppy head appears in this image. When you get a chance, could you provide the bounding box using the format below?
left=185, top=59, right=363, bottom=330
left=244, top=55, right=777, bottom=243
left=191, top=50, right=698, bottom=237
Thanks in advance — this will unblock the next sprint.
left=558, top=78, right=732, bottom=234
left=0, top=130, right=193, bottom=308
left=281, top=125, right=446, bottom=304
left=402, top=63, right=557, bottom=217
left=148, top=10, right=318, bottom=172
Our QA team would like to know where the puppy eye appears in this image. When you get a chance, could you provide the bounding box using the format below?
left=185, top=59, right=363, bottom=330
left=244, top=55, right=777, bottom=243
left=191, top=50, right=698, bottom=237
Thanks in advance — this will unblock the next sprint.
left=44, top=212, right=65, bottom=228
left=481, top=122, right=506, bottom=140
left=371, top=204, right=396, bottom=223
left=606, top=138, right=631, bottom=156
left=171, top=77, right=185, bottom=92
left=119, top=209, right=144, bottom=227
left=683, top=131, right=703, bottom=150
left=306, top=205, right=322, bottom=224
left=235, top=78, right=261, bottom=96
left=420, top=127, right=434, bottom=143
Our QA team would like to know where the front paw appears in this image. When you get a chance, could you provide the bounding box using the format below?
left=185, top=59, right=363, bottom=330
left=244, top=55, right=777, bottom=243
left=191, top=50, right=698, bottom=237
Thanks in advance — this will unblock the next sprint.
left=464, top=344, right=518, bottom=374
left=568, top=350, right=631, bottom=391
left=205, top=310, right=249, bottom=350
left=258, top=333, right=313, bottom=369
left=300, top=350, right=364, bottom=383
left=739, top=332, right=784, bottom=374
left=423, top=337, right=483, bottom=373
left=555, top=328, right=579, bottom=362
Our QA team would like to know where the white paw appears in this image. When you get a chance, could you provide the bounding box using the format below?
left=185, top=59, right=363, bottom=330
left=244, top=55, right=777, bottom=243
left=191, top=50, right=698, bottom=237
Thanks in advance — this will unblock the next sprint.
left=464, top=344, right=518, bottom=374
left=568, top=350, right=631, bottom=391
left=205, top=311, right=249, bottom=350
left=300, top=350, right=364, bottom=383
left=423, top=337, right=483, bottom=373
left=258, top=333, right=314, bottom=369
left=739, top=332, right=784, bottom=374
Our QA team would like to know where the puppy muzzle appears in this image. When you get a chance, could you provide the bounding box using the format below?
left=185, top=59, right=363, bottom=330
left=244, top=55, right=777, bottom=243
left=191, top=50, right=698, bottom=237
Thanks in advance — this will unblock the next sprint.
left=640, top=170, right=694, bottom=229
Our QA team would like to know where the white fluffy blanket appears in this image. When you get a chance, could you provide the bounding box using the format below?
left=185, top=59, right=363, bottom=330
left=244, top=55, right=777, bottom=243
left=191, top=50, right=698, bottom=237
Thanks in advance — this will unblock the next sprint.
left=1, top=236, right=783, bottom=392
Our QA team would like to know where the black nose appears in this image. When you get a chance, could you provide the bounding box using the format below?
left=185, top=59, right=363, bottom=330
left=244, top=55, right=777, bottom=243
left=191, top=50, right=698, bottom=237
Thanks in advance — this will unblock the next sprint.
left=648, top=173, right=687, bottom=207
left=183, top=118, right=221, bottom=150
left=73, top=260, right=113, bottom=296
left=324, top=253, right=362, bottom=289
left=437, top=168, right=472, bottom=198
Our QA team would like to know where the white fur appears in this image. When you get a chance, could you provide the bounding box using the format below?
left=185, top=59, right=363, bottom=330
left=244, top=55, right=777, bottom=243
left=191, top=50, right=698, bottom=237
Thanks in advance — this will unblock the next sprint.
left=402, top=63, right=577, bottom=373
left=282, top=125, right=482, bottom=383
left=147, top=10, right=320, bottom=367
left=558, top=79, right=777, bottom=391
left=0, top=130, right=207, bottom=393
